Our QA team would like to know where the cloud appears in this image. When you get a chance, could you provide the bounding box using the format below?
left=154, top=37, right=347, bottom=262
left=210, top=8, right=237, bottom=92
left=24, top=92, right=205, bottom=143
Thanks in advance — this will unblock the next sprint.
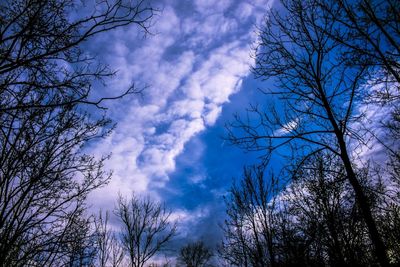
left=274, top=118, right=300, bottom=136
left=348, top=81, right=399, bottom=166
left=168, top=201, right=226, bottom=246
left=87, top=0, right=271, bottom=216
left=194, top=0, right=232, bottom=14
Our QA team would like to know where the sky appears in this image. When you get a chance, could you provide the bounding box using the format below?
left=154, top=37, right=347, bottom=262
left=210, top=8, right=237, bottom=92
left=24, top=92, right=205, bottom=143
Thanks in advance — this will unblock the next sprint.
left=84, top=0, right=275, bottom=251
left=77, top=0, right=399, bottom=261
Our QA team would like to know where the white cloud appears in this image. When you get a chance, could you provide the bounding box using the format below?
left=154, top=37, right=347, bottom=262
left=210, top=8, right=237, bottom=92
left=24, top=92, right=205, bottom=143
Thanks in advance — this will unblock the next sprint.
left=274, top=118, right=300, bottom=136
left=235, top=2, right=254, bottom=20
left=87, top=0, right=272, bottom=212
left=194, top=0, right=232, bottom=14
left=169, top=206, right=211, bottom=236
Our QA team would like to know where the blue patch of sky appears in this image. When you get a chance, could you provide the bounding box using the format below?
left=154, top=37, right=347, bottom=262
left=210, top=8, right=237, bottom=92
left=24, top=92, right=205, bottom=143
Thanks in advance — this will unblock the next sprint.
left=158, top=72, right=286, bottom=209
left=153, top=69, right=299, bottom=247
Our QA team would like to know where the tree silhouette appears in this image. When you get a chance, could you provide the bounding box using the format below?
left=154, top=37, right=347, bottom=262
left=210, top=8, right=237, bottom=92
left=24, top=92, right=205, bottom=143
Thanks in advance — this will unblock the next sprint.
left=226, top=0, right=390, bottom=264
left=0, top=0, right=155, bottom=112
left=115, top=194, right=176, bottom=267
left=0, top=0, right=155, bottom=266
left=94, top=211, right=125, bottom=267
left=316, top=0, right=400, bottom=102
left=220, top=166, right=279, bottom=267
left=178, top=240, right=213, bottom=267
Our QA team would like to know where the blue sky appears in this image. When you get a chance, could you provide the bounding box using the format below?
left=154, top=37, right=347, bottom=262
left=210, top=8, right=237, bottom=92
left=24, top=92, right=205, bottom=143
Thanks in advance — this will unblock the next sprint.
left=86, top=0, right=276, bottom=249
left=81, top=0, right=395, bottom=257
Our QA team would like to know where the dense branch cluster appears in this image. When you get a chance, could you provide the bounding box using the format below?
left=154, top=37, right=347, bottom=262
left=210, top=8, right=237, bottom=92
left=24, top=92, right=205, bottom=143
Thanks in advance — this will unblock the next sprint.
left=219, top=152, right=400, bottom=266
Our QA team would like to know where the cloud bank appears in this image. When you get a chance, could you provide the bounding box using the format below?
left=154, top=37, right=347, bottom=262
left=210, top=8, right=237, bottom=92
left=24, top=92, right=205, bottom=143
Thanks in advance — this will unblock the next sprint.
left=87, top=0, right=272, bottom=227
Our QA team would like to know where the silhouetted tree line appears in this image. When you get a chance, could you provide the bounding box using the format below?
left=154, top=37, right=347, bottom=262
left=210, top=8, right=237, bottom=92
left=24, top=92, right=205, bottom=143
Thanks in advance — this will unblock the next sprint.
left=219, top=151, right=400, bottom=266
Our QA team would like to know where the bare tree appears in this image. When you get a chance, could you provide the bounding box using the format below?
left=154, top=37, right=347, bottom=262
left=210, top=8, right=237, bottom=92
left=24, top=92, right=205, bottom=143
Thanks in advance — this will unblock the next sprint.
left=380, top=204, right=400, bottom=264
left=0, top=0, right=155, bottom=112
left=272, top=202, right=317, bottom=267
left=286, top=153, right=373, bottom=266
left=178, top=240, right=213, bottom=267
left=315, top=0, right=400, bottom=102
left=220, top=153, right=391, bottom=266
left=95, top=211, right=124, bottom=267
left=219, top=166, right=280, bottom=267
left=61, top=214, right=98, bottom=267
left=0, top=104, right=111, bottom=267
left=316, top=0, right=400, bottom=179
left=0, top=0, right=155, bottom=266
left=115, top=194, right=177, bottom=267
left=379, top=110, right=400, bottom=265
left=227, top=0, right=389, bottom=264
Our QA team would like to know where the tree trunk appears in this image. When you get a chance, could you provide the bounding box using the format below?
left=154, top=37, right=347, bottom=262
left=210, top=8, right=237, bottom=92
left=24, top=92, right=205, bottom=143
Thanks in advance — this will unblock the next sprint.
left=336, top=134, right=389, bottom=267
